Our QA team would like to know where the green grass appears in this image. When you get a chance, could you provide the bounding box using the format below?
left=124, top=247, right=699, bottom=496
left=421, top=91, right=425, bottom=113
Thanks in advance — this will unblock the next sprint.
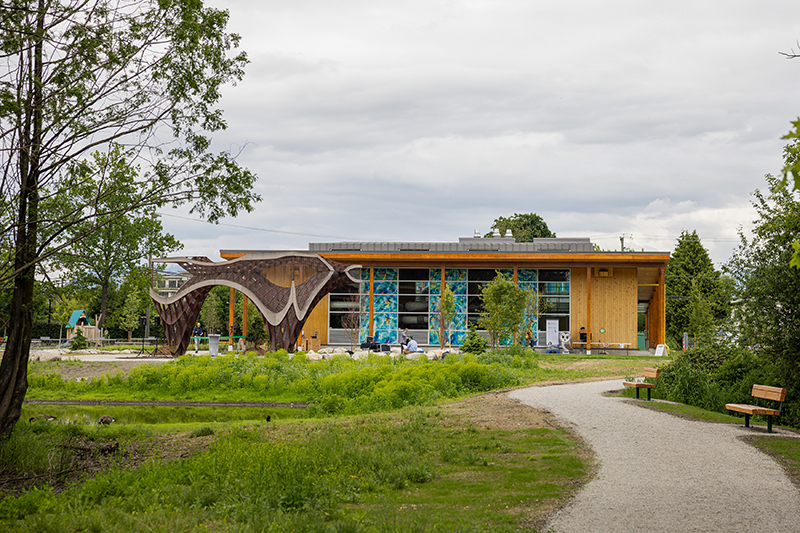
left=0, top=406, right=592, bottom=532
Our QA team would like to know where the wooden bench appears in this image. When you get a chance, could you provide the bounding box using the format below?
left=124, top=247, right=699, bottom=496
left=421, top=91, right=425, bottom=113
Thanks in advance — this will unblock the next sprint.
left=725, top=385, right=786, bottom=434
left=623, top=367, right=660, bottom=401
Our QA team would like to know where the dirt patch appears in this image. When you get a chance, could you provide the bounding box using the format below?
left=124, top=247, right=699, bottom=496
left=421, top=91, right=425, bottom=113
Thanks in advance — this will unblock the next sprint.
left=33, top=358, right=169, bottom=381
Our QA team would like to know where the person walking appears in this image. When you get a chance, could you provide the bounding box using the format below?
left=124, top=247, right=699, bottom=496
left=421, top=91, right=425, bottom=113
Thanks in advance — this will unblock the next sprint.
left=192, top=322, right=203, bottom=354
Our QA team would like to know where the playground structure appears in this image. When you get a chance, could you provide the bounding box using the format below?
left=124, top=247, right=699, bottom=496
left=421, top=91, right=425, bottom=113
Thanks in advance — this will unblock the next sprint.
left=150, top=252, right=361, bottom=355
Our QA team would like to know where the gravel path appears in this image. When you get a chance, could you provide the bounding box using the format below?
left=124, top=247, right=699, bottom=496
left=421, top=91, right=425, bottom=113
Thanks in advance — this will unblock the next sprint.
left=510, top=380, right=800, bottom=533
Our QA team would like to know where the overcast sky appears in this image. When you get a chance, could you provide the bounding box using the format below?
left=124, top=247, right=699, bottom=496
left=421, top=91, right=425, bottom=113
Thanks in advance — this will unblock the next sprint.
left=160, top=0, right=800, bottom=267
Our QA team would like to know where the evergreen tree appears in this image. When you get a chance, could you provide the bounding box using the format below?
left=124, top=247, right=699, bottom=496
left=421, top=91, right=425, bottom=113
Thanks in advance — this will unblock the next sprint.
left=665, top=231, right=728, bottom=340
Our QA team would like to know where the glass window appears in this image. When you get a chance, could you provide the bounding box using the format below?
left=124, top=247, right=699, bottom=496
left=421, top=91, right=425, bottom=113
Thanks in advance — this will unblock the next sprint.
left=399, top=268, right=429, bottom=281
left=539, top=269, right=570, bottom=282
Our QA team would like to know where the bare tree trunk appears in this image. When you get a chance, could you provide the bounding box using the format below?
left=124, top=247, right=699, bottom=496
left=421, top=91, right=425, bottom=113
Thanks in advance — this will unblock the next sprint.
left=98, top=279, right=109, bottom=330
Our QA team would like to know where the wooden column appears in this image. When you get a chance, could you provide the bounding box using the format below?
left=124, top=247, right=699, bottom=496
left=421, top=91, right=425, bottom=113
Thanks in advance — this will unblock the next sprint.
left=368, top=267, right=374, bottom=337
left=586, top=267, right=592, bottom=351
left=228, top=287, right=235, bottom=347
left=440, top=266, right=446, bottom=346
left=658, top=267, right=666, bottom=346
left=242, top=296, right=248, bottom=339
left=512, top=267, right=518, bottom=345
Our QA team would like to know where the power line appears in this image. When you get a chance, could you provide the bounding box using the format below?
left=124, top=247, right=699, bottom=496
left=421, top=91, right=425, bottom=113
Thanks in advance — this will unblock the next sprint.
left=157, top=212, right=366, bottom=241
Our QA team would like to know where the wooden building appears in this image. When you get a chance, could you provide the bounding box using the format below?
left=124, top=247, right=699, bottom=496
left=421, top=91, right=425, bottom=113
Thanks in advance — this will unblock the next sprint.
left=221, top=234, right=670, bottom=350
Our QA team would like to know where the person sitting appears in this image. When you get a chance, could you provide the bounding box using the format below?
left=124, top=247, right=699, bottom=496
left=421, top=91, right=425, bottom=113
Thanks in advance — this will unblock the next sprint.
left=403, top=337, right=419, bottom=354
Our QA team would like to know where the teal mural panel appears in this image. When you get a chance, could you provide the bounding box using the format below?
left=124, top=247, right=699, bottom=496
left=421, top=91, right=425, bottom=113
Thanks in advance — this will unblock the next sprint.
left=450, top=331, right=467, bottom=345
left=374, top=268, right=398, bottom=281
left=445, top=268, right=467, bottom=282
left=374, top=330, right=397, bottom=344
left=361, top=268, right=370, bottom=280
left=360, top=281, right=370, bottom=294
left=454, top=296, right=467, bottom=315
left=430, top=313, right=440, bottom=330
left=430, top=282, right=441, bottom=295
left=360, top=295, right=371, bottom=312
left=430, top=269, right=441, bottom=282
left=374, top=294, right=398, bottom=313
left=374, top=281, right=398, bottom=295
left=429, top=330, right=440, bottom=346
left=447, top=281, right=467, bottom=295
left=429, top=295, right=440, bottom=314
left=372, top=313, right=397, bottom=331
left=518, top=268, right=537, bottom=282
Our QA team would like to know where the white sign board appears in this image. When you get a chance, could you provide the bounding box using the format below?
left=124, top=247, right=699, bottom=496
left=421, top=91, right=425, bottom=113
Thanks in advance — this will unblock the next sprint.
left=546, top=319, right=559, bottom=348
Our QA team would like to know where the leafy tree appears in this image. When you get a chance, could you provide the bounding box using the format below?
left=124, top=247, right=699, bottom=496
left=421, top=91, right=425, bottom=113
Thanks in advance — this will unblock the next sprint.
left=485, top=213, right=556, bottom=241
left=200, top=286, right=227, bottom=335
left=478, top=272, right=527, bottom=348
left=120, top=290, right=142, bottom=342
left=0, top=0, right=259, bottom=437
left=665, top=231, right=728, bottom=340
left=53, top=145, right=183, bottom=329
left=439, top=284, right=456, bottom=349
left=724, top=174, right=800, bottom=425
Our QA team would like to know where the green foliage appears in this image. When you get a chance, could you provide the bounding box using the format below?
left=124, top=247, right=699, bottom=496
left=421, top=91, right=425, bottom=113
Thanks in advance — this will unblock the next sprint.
left=485, top=213, right=556, bottom=240
left=478, top=272, right=527, bottom=348
left=461, top=325, right=489, bottom=355
left=645, top=340, right=780, bottom=421
left=0, top=405, right=590, bottom=532
left=119, top=289, right=141, bottom=341
left=725, top=174, right=800, bottom=427
left=665, top=230, right=729, bottom=340
left=69, top=328, right=88, bottom=351
left=52, top=145, right=183, bottom=330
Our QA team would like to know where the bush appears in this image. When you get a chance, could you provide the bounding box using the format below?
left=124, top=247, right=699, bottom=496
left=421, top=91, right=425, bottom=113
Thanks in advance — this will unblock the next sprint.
left=461, top=326, right=489, bottom=355
left=69, top=328, right=88, bottom=351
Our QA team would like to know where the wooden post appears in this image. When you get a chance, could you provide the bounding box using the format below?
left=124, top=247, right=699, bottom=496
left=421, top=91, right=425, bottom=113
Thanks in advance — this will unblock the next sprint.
left=586, top=267, right=592, bottom=351
left=368, top=267, right=374, bottom=337
left=228, top=287, right=235, bottom=347
left=512, top=267, right=518, bottom=345
left=440, top=266, right=446, bottom=347
left=242, top=296, right=248, bottom=339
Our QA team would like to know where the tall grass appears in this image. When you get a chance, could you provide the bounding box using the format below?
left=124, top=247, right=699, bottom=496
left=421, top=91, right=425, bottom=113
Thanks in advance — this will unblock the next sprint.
left=0, top=408, right=591, bottom=532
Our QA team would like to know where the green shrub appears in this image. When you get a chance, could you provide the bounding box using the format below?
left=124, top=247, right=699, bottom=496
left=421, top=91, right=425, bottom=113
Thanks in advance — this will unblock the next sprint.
left=70, top=328, right=88, bottom=351
left=461, top=326, right=489, bottom=355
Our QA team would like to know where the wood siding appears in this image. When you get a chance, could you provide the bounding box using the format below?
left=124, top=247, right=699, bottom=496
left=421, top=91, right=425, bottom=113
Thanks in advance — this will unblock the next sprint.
left=303, top=295, right=329, bottom=345
left=571, top=267, right=638, bottom=347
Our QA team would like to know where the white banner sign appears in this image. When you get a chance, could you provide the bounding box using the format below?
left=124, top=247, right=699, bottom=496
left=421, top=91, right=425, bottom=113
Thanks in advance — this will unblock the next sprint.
left=546, top=319, right=559, bottom=348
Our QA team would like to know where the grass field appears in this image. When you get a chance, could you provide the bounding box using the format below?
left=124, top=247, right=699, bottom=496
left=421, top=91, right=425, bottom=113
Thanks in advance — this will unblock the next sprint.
left=2, top=350, right=667, bottom=532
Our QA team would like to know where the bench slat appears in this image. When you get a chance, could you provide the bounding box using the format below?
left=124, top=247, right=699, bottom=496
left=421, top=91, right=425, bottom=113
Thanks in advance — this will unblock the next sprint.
left=752, top=385, right=786, bottom=402
left=642, top=368, right=660, bottom=379
left=725, top=403, right=780, bottom=416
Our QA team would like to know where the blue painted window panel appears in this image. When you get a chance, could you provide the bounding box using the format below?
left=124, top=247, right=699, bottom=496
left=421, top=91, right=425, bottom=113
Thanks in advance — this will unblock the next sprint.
left=360, top=295, right=371, bottom=312
left=374, top=294, right=398, bottom=313
left=518, top=268, right=537, bottom=282
left=447, top=281, right=467, bottom=295
left=454, top=296, right=467, bottom=315
left=374, top=281, right=398, bottom=295
left=518, top=282, right=537, bottom=292
left=429, top=330, right=440, bottom=346
left=361, top=268, right=371, bottom=280
left=374, top=268, right=398, bottom=281
left=429, top=295, right=440, bottom=314
left=498, top=268, right=513, bottom=280
left=430, top=282, right=441, bottom=295
left=430, top=269, right=441, bottom=282
left=374, top=330, right=397, bottom=344
left=372, top=313, right=397, bottom=331
left=450, top=331, right=467, bottom=345
left=360, top=281, right=370, bottom=294
left=451, top=313, right=467, bottom=331
left=445, top=268, right=467, bottom=282
left=430, top=314, right=440, bottom=330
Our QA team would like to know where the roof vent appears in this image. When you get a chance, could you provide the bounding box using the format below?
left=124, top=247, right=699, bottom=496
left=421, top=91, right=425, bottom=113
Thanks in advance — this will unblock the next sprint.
left=473, top=229, right=481, bottom=238
left=504, top=229, right=513, bottom=238
left=492, top=228, right=501, bottom=238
